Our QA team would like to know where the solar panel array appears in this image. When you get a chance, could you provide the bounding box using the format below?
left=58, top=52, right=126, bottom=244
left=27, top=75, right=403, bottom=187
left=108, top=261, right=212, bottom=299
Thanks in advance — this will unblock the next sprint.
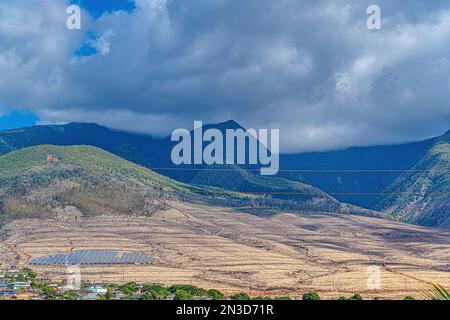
left=30, top=251, right=156, bottom=266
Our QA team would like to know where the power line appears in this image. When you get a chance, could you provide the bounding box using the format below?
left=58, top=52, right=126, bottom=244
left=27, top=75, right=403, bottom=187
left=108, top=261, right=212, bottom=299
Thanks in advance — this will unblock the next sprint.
left=145, top=167, right=450, bottom=173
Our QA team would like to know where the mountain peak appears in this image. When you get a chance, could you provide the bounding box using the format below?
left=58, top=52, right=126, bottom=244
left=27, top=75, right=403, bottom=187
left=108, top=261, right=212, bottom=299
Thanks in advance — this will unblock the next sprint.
left=437, top=129, right=450, bottom=142
left=203, top=120, right=244, bottom=132
left=221, top=119, right=241, bottom=127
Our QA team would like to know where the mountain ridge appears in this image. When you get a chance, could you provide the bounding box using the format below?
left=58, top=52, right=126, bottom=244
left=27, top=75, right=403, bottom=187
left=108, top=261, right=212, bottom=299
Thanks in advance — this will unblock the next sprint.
left=0, top=122, right=448, bottom=226
left=0, top=145, right=376, bottom=224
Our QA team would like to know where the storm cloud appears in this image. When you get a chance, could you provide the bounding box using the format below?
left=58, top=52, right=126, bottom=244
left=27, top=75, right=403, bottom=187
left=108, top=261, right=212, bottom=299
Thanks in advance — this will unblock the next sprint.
left=1, top=0, right=450, bottom=152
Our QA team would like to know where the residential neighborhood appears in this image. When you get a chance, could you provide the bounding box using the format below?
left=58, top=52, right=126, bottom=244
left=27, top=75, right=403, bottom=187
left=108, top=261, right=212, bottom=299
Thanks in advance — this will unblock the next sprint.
left=0, top=268, right=246, bottom=300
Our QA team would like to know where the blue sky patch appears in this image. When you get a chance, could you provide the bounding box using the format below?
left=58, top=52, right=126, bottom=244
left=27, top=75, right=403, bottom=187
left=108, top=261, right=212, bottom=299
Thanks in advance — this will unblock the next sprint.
left=75, top=32, right=99, bottom=57
left=0, top=111, right=39, bottom=130
left=72, top=0, right=136, bottom=18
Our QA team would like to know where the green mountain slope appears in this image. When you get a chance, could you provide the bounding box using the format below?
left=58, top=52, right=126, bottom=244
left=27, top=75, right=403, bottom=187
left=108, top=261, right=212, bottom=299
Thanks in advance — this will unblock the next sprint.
left=0, top=123, right=370, bottom=214
left=376, top=133, right=450, bottom=227
left=0, top=145, right=262, bottom=221
left=0, top=145, right=191, bottom=221
left=191, top=164, right=340, bottom=210
left=0, top=122, right=436, bottom=212
left=281, top=139, right=433, bottom=208
left=0, top=145, right=378, bottom=223
left=190, top=164, right=382, bottom=217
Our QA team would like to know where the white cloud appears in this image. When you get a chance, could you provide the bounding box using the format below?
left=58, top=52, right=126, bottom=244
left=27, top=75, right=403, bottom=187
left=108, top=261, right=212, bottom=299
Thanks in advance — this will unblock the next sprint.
left=1, top=0, right=450, bottom=152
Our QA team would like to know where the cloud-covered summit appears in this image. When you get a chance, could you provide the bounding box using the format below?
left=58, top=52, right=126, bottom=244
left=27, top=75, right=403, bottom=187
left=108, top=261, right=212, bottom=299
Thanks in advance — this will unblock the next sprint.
left=1, top=0, right=450, bottom=152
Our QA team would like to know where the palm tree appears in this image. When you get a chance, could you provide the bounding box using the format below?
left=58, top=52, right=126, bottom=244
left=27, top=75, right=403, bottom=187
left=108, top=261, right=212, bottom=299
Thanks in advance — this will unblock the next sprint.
left=423, top=283, right=450, bottom=300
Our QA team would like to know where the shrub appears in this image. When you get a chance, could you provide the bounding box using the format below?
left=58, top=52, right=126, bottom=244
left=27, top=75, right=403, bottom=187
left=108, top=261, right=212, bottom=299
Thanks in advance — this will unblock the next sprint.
left=274, top=296, right=292, bottom=300
left=118, top=282, right=138, bottom=295
left=142, top=284, right=171, bottom=300
left=139, top=293, right=154, bottom=300
left=251, top=296, right=269, bottom=300
left=423, top=284, right=450, bottom=300
left=230, top=293, right=250, bottom=300
left=63, top=291, right=78, bottom=300
left=349, top=294, right=363, bottom=300
left=207, top=289, right=225, bottom=300
left=403, top=296, right=415, bottom=300
left=174, top=289, right=193, bottom=300
left=169, top=284, right=207, bottom=297
left=302, top=292, right=320, bottom=300
left=105, top=288, right=113, bottom=300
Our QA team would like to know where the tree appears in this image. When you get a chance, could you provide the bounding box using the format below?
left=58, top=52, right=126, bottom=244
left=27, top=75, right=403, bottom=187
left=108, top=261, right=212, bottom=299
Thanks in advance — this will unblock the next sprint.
left=63, top=291, right=78, bottom=300
left=143, top=284, right=171, bottom=300
left=105, top=288, right=113, bottom=300
left=349, top=294, right=363, bottom=300
left=230, top=293, right=250, bottom=300
left=302, top=292, right=320, bottom=301
left=207, top=289, right=225, bottom=300
left=174, top=289, right=193, bottom=300
left=118, top=282, right=138, bottom=295
left=169, top=284, right=206, bottom=297
left=139, top=293, right=154, bottom=300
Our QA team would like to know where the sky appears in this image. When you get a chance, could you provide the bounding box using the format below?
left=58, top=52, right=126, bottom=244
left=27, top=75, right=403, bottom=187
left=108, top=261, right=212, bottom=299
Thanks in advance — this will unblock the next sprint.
left=1, top=0, right=450, bottom=152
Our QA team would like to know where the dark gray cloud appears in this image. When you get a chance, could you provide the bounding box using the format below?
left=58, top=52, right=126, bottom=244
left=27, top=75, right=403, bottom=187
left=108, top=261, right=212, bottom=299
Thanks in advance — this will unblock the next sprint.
left=1, top=0, right=450, bottom=152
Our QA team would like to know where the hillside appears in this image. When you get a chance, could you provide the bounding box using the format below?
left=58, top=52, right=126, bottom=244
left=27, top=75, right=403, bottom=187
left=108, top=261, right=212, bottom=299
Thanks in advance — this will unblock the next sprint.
left=0, top=145, right=373, bottom=223
left=0, top=122, right=436, bottom=210
left=2, top=200, right=450, bottom=299
left=0, top=122, right=367, bottom=214
left=0, top=123, right=167, bottom=168
left=281, top=139, right=433, bottom=208
left=376, top=133, right=450, bottom=227
left=3, top=122, right=448, bottom=226
left=0, top=145, right=190, bottom=222
left=191, top=164, right=340, bottom=210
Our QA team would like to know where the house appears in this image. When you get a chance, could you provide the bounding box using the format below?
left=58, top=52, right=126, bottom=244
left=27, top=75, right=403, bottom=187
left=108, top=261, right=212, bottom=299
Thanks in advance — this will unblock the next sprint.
left=47, top=155, right=58, bottom=162
left=85, top=293, right=101, bottom=300
left=0, top=281, right=12, bottom=290
left=12, top=281, right=31, bottom=290
left=86, top=285, right=107, bottom=295
left=7, top=270, right=19, bottom=275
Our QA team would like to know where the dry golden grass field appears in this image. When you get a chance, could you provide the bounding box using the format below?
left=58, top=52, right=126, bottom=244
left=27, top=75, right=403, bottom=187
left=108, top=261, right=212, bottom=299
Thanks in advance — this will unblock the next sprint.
left=1, top=200, right=449, bottom=299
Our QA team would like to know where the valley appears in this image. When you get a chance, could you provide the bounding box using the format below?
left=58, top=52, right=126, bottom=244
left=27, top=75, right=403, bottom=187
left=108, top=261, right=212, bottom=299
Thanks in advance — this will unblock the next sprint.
left=1, top=200, right=449, bottom=299
left=0, top=128, right=448, bottom=300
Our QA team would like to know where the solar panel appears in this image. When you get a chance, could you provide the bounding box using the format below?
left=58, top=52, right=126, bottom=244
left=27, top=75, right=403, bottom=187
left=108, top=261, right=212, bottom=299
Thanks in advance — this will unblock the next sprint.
left=90, top=251, right=97, bottom=264
left=122, top=252, right=129, bottom=264
left=106, top=252, right=112, bottom=263
left=93, top=251, right=99, bottom=264
left=97, top=251, right=103, bottom=264
left=28, top=250, right=156, bottom=266
left=57, top=254, right=65, bottom=265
